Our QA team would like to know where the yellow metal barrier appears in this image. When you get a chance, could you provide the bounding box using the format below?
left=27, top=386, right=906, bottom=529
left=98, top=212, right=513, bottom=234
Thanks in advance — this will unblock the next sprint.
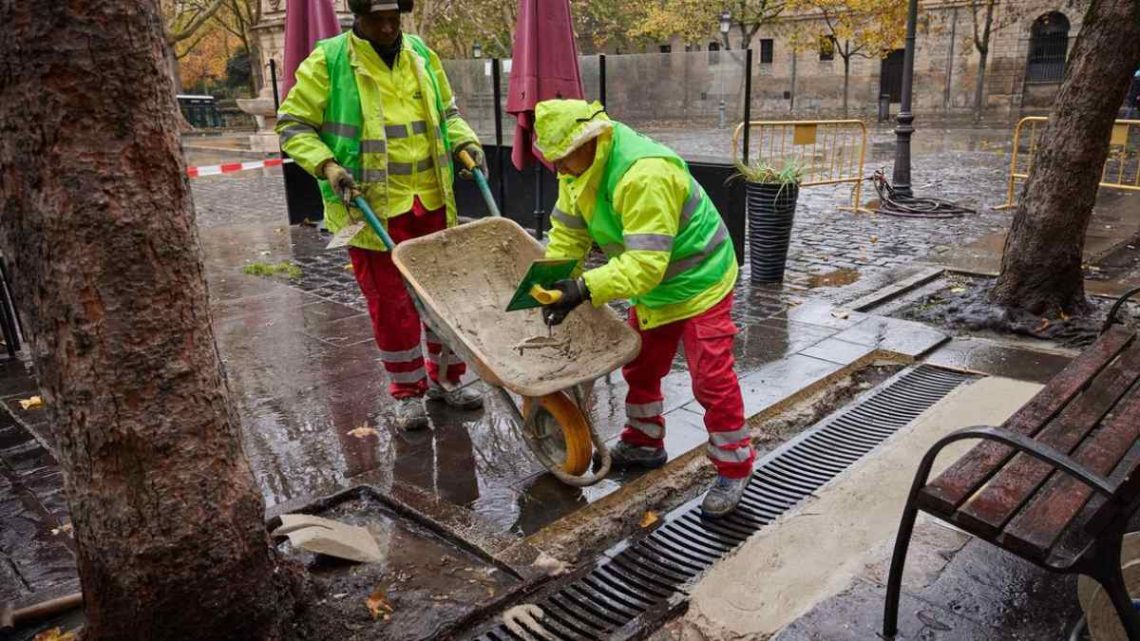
left=732, top=119, right=871, bottom=213
left=998, top=116, right=1140, bottom=209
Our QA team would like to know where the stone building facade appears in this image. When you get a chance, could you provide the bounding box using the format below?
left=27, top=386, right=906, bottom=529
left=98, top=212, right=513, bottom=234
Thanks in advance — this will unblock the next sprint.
left=247, top=0, right=1091, bottom=127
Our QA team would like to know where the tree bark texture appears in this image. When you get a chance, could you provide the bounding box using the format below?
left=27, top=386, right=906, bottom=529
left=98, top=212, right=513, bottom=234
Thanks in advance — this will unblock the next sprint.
left=990, top=0, right=1140, bottom=315
left=0, top=2, right=283, bottom=640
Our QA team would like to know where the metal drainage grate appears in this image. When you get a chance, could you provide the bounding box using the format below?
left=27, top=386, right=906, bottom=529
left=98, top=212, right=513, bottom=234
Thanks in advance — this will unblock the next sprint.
left=469, top=365, right=977, bottom=641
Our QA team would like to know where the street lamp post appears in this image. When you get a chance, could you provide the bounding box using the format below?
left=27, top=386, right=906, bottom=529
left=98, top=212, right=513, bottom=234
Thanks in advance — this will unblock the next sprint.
left=890, top=0, right=919, bottom=200
left=719, top=10, right=732, bottom=126
left=472, top=42, right=483, bottom=59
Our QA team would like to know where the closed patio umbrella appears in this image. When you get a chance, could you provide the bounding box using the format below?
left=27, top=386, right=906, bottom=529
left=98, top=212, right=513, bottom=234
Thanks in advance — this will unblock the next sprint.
left=506, top=0, right=584, bottom=238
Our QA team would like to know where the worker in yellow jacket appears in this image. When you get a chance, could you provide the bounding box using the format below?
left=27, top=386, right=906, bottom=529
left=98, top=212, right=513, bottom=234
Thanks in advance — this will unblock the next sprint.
left=533, top=99, right=755, bottom=517
left=276, top=0, right=487, bottom=431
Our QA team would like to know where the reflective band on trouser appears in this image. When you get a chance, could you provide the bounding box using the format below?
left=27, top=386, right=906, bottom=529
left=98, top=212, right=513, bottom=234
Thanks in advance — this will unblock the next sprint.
left=623, top=233, right=674, bottom=252
left=551, top=208, right=586, bottom=229
left=360, top=139, right=387, bottom=153
left=662, top=223, right=729, bottom=280
left=626, top=401, right=663, bottom=419
left=708, top=426, right=749, bottom=447
left=379, top=346, right=424, bottom=362
left=321, top=122, right=359, bottom=138
left=388, top=367, right=427, bottom=384
left=385, top=121, right=429, bottom=139
left=627, top=418, right=664, bottom=440
left=389, top=157, right=435, bottom=175
left=706, top=443, right=753, bottom=463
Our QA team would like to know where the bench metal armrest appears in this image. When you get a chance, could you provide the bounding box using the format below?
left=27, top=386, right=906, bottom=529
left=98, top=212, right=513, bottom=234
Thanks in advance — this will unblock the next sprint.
left=1102, top=286, right=1140, bottom=334
left=914, top=425, right=1116, bottom=499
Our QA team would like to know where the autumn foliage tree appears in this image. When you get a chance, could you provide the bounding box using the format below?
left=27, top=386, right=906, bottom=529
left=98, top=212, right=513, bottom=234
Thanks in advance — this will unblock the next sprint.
left=786, top=0, right=907, bottom=115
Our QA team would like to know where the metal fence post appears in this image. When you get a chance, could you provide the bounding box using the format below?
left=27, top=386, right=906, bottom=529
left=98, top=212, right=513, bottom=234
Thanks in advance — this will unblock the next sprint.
left=743, top=48, right=753, bottom=165
left=599, top=54, right=607, bottom=108
left=492, top=57, right=506, bottom=211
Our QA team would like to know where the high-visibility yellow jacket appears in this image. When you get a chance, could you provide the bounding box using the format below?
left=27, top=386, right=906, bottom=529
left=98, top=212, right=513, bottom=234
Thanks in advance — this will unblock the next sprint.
left=276, top=31, right=479, bottom=250
left=545, top=127, right=738, bottom=330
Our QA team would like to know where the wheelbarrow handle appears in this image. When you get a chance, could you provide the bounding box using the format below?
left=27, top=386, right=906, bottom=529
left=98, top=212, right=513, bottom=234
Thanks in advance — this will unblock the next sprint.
left=352, top=196, right=397, bottom=252
left=457, top=149, right=502, bottom=218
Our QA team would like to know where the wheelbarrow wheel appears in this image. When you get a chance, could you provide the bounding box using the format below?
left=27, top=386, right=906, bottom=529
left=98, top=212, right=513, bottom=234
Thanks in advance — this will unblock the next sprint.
left=522, top=392, right=593, bottom=477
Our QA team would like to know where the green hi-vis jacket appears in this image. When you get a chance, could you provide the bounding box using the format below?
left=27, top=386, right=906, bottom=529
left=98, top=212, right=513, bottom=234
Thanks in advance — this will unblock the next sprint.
left=276, top=32, right=479, bottom=250
left=546, top=121, right=738, bottom=330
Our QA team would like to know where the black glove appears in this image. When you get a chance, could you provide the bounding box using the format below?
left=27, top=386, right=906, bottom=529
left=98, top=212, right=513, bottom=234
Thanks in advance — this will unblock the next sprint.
left=541, top=278, right=590, bottom=327
left=454, top=142, right=488, bottom=180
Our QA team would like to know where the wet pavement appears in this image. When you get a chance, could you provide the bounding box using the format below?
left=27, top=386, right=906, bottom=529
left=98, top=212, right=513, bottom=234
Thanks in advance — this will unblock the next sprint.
left=771, top=521, right=1081, bottom=641
left=1, top=127, right=1123, bottom=639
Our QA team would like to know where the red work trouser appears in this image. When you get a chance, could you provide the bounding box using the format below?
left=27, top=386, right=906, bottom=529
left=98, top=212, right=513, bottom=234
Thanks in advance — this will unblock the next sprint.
left=347, top=198, right=466, bottom=399
left=620, top=293, right=755, bottom=479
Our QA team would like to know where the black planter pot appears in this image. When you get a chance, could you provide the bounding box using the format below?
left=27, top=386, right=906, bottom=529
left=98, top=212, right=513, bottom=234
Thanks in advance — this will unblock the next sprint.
left=746, top=181, right=800, bottom=284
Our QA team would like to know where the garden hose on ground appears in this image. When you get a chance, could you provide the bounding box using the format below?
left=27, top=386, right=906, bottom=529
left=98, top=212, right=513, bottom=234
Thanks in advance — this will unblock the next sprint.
left=870, top=168, right=977, bottom=219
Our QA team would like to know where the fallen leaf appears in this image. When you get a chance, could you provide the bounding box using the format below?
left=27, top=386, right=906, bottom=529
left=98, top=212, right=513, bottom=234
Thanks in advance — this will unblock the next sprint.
left=347, top=423, right=379, bottom=439
left=1059, top=311, right=1071, bottom=322
left=18, top=396, right=43, bottom=410
left=33, top=629, right=76, bottom=641
left=259, top=250, right=271, bottom=256
left=869, top=235, right=879, bottom=244
left=949, top=286, right=967, bottom=294
left=1033, top=318, right=1051, bottom=333
left=345, top=263, right=354, bottom=272
left=830, top=309, right=850, bottom=320
left=51, top=523, right=73, bottom=536
left=366, top=588, right=394, bottom=621
left=639, top=511, right=659, bottom=528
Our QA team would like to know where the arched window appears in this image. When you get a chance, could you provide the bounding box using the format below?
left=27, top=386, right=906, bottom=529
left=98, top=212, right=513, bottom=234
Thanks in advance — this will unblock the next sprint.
left=1027, top=12, right=1070, bottom=83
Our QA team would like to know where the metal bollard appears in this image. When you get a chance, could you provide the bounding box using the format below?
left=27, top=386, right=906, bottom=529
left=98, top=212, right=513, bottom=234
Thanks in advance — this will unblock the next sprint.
left=878, top=94, right=891, bottom=123
left=718, top=100, right=726, bottom=129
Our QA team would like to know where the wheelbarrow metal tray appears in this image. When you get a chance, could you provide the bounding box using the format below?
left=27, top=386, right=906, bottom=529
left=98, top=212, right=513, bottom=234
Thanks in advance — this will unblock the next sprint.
left=391, top=217, right=641, bottom=398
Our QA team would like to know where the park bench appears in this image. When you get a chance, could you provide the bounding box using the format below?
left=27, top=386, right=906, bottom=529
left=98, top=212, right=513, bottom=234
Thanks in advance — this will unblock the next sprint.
left=882, top=287, right=1140, bottom=640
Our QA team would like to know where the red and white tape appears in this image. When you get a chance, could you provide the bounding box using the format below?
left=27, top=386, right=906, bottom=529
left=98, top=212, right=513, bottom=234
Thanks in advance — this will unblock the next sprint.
left=186, top=157, right=293, bottom=178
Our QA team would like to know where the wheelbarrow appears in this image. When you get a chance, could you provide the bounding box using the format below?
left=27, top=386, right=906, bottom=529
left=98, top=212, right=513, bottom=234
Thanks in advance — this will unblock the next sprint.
left=350, top=160, right=641, bottom=486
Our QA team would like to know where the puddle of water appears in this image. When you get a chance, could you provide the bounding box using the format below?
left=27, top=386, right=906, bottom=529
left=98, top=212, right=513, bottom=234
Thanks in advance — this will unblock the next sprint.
left=807, top=267, right=861, bottom=289
left=280, top=490, right=519, bottom=641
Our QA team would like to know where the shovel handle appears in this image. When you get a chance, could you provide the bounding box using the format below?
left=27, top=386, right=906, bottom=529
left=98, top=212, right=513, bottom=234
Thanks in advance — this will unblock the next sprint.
left=351, top=196, right=397, bottom=252
left=457, top=148, right=478, bottom=171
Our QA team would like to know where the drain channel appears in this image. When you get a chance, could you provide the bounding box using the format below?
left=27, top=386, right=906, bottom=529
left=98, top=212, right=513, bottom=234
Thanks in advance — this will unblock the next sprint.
left=469, top=365, right=977, bottom=641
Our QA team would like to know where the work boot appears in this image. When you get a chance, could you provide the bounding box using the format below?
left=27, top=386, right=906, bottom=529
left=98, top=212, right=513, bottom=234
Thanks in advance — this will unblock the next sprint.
left=608, top=441, right=667, bottom=469
left=426, top=381, right=484, bottom=410
left=701, top=475, right=750, bottom=518
left=393, top=397, right=430, bottom=431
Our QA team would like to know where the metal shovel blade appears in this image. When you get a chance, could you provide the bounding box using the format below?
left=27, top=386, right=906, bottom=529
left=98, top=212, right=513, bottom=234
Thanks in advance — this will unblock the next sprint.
left=325, top=221, right=367, bottom=249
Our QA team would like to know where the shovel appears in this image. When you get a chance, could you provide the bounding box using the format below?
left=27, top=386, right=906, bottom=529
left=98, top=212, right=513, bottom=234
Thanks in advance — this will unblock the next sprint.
left=326, top=149, right=499, bottom=249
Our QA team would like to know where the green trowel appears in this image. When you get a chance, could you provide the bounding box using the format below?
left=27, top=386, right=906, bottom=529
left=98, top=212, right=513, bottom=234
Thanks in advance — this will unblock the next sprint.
left=506, top=258, right=578, bottom=311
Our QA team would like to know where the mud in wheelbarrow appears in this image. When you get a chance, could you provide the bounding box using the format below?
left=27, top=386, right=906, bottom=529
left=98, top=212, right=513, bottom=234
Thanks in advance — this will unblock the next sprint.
left=392, top=217, right=641, bottom=486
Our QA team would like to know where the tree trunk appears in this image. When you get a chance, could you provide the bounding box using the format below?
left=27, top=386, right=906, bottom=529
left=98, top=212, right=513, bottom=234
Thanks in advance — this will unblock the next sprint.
left=0, top=2, right=288, bottom=640
left=973, top=46, right=988, bottom=122
left=990, top=0, right=1140, bottom=315
left=842, top=55, right=850, bottom=117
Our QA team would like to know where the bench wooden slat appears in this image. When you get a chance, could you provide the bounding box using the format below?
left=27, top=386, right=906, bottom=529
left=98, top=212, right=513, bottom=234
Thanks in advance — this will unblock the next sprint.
left=1000, top=383, right=1140, bottom=559
left=920, top=327, right=1135, bottom=514
left=953, top=343, right=1140, bottom=537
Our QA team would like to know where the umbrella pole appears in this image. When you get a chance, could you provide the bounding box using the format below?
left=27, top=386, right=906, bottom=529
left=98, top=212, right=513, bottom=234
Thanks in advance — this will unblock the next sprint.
left=533, top=163, right=544, bottom=240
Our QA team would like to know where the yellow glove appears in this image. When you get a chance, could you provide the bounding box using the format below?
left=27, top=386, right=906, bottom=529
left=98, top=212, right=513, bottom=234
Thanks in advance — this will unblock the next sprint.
left=321, top=161, right=361, bottom=207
